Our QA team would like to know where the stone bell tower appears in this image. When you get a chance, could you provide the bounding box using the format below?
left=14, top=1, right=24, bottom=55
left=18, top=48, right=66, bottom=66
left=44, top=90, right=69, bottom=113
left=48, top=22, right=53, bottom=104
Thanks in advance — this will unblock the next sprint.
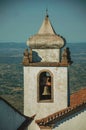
left=23, top=13, right=71, bottom=130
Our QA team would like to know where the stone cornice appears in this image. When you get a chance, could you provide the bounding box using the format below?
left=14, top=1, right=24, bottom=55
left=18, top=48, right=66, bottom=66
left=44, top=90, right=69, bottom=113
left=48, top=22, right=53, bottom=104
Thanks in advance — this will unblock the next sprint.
left=23, top=62, right=70, bottom=67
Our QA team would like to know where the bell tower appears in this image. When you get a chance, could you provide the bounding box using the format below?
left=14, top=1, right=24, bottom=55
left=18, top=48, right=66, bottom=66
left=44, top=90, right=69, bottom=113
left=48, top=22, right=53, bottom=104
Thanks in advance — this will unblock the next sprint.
left=23, top=14, right=71, bottom=130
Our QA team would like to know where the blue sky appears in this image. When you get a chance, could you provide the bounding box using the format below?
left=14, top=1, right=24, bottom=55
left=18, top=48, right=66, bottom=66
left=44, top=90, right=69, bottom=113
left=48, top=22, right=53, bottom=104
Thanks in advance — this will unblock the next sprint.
left=0, top=0, right=86, bottom=43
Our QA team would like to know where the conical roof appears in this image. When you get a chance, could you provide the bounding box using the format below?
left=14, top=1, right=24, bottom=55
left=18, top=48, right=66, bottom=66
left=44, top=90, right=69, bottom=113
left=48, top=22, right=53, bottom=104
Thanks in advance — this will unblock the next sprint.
left=27, top=15, right=65, bottom=49
left=38, top=15, right=55, bottom=35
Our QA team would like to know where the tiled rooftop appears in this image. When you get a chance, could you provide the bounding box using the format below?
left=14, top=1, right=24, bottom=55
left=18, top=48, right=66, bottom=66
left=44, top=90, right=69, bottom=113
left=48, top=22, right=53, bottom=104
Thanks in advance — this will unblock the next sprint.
left=35, top=88, right=86, bottom=126
left=70, top=88, right=86, bottom=106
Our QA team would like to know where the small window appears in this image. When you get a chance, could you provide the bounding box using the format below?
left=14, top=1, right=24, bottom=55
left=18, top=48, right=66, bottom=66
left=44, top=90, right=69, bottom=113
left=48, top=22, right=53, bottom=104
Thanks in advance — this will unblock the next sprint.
left=37, top=70, right=53, bottom=102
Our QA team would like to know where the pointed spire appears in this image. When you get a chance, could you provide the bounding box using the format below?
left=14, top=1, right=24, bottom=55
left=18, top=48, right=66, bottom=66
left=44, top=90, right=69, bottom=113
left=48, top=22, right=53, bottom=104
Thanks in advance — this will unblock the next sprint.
left=27, top=12, right=65, bottom=49
left=38, top=10, right=55, bottom=35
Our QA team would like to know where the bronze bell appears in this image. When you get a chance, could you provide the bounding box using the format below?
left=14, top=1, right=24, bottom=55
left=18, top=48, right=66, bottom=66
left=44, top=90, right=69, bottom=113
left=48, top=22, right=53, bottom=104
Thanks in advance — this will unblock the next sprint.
left=42, top=86, right=51, bottom=95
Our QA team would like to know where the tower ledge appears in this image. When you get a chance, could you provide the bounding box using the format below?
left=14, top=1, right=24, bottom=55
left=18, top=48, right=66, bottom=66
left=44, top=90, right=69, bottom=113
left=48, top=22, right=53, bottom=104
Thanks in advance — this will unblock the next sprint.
left=23, top=62, right=70, bottom=67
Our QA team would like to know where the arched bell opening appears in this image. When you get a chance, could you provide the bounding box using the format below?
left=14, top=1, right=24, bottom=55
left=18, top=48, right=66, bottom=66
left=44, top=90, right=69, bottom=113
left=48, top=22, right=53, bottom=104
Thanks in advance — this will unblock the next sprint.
left=37, top=70, right=53, bottom=102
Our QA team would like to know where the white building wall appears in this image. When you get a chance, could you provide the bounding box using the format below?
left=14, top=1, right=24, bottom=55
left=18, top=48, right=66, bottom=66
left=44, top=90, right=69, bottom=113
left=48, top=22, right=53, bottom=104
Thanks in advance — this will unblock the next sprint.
left=54, top=110, right=86, bottom=130
left=32, top=49, right=60, bottom=62
left=24, top=66, right=68, bottom=130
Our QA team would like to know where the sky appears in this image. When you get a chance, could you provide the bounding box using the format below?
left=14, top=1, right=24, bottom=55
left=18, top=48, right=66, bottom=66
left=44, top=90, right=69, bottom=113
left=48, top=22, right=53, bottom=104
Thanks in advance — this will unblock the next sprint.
left=0, top=0, right=86, bottom=43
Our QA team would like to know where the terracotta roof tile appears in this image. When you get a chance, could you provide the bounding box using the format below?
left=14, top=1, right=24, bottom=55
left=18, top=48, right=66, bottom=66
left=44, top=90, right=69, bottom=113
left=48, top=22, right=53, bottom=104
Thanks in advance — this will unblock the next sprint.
left=70, top=88, right=86, bottom=106
left=35, top=88, right=86, bottom=127
left=36, top=101, right=86, bottom=126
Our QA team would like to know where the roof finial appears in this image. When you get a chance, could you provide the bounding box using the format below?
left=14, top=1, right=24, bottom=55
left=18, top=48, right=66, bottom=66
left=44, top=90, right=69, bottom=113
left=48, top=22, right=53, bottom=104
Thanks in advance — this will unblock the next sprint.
left=46, top=8, right=49, bottom=17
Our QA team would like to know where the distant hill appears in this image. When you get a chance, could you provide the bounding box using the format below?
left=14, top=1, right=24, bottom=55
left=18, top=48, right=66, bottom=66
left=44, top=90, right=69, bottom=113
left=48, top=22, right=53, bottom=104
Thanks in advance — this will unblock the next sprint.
left=0, top=42, right=27, bottom=64
left=0, top=42, right=86, bottom=64
left=67, top=43, right=86, bottom=63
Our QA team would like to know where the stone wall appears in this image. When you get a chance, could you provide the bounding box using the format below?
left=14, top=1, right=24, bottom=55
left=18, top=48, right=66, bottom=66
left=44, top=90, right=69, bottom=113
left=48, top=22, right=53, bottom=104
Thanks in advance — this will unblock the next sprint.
left=32, top=49, right=60, bottom=62
left=24, top=66, right=68, bottom=130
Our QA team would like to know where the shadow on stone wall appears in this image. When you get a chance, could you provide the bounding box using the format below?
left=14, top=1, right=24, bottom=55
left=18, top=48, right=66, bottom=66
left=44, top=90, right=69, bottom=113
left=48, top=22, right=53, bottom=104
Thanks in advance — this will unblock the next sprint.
left=32, top=51, right=42, bottom=62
